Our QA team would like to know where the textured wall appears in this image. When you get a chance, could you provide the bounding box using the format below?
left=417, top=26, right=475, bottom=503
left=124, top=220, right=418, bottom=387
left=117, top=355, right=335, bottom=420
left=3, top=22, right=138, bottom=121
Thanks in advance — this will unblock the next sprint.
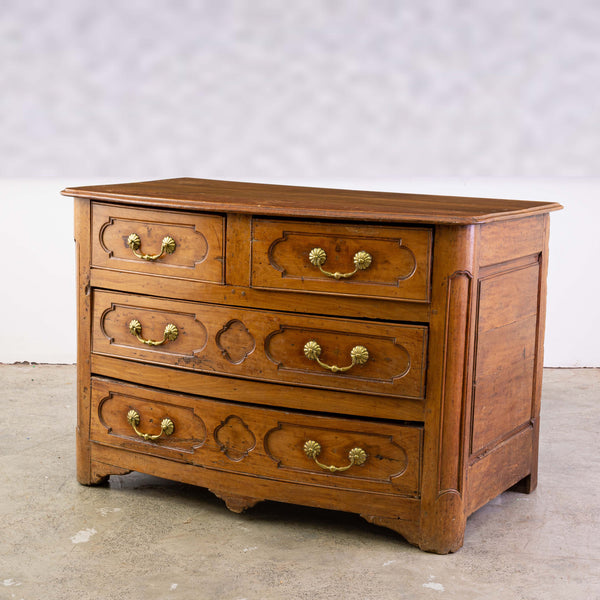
left=2, top=0, right=599, bottom=177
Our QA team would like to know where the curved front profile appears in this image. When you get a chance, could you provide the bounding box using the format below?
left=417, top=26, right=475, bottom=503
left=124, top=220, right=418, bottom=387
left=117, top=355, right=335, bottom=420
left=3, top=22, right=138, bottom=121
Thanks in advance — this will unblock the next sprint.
left=92, top=290, right=428, bottom=399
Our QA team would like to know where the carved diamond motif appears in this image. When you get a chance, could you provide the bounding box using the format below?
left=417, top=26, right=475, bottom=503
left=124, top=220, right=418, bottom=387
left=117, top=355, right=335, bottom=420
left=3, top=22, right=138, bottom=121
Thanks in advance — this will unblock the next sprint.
left=214, top=416, right=256, bottom=462
left=215, top=320, right=256, bottom=364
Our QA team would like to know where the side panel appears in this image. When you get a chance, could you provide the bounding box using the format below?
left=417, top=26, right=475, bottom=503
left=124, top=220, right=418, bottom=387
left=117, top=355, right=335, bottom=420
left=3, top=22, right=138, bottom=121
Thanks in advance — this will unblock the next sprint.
left=466, top=214, right=549, bottom=514
left=74, top=198, right=94, bottom=484
left=471, top=264, right=539, bottom=454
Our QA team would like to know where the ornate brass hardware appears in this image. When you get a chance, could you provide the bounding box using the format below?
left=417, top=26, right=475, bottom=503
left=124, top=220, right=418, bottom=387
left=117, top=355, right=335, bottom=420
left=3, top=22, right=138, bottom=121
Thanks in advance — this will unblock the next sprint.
left=303, top=340, right=369, bottom=373
left=126, top=409, right=174, bottom=441
left=308, top=247, right=372, bottom=279
left=128, top=319, right=179, bottom=346
left=303, top=440, right=367, bottom=472
left=127, top=233, right=176, bottom=261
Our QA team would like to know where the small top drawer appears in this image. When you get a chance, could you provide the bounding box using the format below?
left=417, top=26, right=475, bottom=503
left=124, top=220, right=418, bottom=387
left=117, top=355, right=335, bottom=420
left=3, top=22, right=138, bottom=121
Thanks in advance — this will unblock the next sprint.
left=251, top=219, right=432, bottom=302
left=91, top=203, right=225, bottom=283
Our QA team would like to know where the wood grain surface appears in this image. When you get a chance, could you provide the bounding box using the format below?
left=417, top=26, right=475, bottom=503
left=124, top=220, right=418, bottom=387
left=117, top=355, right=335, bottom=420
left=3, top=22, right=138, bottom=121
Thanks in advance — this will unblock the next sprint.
left=92, top=202, right=225, bottom=283
left=92, top=290, right=428, bottom=399
left=251, top=218, right=432, bottom=301
left=70, top=178, right=561, bottom=553
left=63, top=177, right=563, bottom=224
left=91, top=378, right=423, bottom=497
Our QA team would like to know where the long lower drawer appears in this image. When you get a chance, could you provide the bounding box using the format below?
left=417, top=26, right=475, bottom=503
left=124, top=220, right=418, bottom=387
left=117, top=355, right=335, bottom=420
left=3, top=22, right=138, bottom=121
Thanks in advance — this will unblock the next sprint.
left=91, top=378, right=423, bottom=498
left=92, top=289, right=428, bottom=399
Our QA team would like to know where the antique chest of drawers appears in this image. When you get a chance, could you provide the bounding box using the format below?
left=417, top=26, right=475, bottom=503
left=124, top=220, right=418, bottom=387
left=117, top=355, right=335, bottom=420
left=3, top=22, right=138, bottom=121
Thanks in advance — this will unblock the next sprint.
left=63, top=178, right=561, bottom=553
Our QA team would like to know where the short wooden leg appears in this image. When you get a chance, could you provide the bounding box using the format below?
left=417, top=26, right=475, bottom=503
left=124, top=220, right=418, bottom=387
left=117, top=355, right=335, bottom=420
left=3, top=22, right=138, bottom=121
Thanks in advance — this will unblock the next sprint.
left=210, top=490, right=262, bottom=514
left=361, top=515, right=422, bottom=548
left=77, top=437, right=98, bottom=485
left=510, top=472, right=537, bottom=494
left=521, top=420, right=540, bottom=494
left=78, top=460, right=131, bottom=486
left=361, top=509, right=465, bottom=554
left=418, top=492, right=466, bottom=554
left=510, top=418, right=539, bottom=494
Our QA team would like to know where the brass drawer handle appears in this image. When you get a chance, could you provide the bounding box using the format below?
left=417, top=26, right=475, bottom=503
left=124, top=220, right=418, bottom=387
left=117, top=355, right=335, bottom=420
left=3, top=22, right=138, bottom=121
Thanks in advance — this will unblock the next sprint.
left=127, top=409, right=174, bottom=441
left=303, top=440, right=367, bottom=473
left=128, top=319, right=179, bottom=346
left=308, top=247, right=372, bottom=279
left=127, top=233, right=176, bottom=261
left=303, top=340, right=369, bottom=373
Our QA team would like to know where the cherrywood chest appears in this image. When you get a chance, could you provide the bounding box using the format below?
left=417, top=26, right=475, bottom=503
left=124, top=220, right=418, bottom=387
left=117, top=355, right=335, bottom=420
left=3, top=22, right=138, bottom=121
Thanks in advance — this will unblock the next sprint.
left=63, top=178, right=561, bottom=553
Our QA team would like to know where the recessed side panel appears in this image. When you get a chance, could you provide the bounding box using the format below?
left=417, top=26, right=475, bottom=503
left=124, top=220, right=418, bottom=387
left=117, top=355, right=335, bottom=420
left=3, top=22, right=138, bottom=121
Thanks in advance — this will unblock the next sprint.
left=470, top=263, right=540, bottom=456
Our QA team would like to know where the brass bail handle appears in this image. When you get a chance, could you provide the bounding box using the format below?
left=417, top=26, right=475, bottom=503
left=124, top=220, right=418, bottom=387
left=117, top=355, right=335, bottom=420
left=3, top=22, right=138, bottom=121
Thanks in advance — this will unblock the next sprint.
left=128, top=319, right=179, bottom=346
left=303, top=440, right=367, bottom=473
left=308, top=247, right=372, bottom=279
left=303, top=340, right=369, bottom=373
left=127, top=409, right=174, bottom=441
left=127, top=233, right=176, bottom=261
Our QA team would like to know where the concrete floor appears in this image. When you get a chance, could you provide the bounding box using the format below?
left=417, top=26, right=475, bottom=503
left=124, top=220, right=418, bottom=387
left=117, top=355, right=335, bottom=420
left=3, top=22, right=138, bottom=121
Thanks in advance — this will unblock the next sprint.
left=0, top=366, right=598, bottom=600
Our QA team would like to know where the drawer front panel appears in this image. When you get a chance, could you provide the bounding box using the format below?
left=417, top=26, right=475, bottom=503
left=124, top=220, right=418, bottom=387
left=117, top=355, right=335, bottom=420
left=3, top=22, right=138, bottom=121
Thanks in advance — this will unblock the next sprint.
left=91, top=378, right=422, bottom=497
left=93, top=290, right=428, bottom=399
left=92, top=203, right=225, bottom=283
left=91, top=379, right=208, bottom=461
left=251, top=219, right=432, bottom=301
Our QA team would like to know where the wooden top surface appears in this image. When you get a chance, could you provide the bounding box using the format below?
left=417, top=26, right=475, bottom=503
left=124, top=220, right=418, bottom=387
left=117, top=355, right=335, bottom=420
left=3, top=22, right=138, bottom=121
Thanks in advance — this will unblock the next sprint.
left=62, top=177, right=563, bottom=224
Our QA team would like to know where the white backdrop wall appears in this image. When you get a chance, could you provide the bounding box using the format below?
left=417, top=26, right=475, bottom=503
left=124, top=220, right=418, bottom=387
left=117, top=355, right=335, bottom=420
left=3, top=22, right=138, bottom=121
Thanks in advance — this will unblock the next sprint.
left=0, top=177, right=598, bottom=366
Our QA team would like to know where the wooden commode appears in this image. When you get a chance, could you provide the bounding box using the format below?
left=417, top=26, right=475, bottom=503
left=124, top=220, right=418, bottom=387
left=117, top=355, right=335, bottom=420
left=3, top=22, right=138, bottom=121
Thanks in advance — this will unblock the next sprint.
left=63, top=178, right=562, bottom=553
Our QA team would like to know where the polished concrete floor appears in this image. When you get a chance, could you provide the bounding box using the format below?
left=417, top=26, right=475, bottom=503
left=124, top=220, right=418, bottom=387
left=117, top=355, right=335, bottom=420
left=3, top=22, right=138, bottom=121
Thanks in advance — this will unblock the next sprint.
left=0, top=366, right=598, bottom=599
